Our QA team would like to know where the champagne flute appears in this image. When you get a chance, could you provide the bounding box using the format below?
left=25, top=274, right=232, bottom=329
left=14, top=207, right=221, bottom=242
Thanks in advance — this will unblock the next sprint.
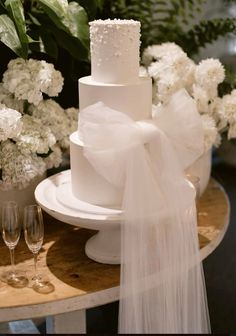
left=1, top=201, right=28, bottom=288
left=185, top=174, right=201, bottom=222
left=23, top=204, right=54, bottom=293
left=185, top=174, right=200, bottom=202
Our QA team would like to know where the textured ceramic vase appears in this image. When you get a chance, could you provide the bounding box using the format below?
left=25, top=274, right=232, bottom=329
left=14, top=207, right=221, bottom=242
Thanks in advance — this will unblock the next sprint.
left=0, top=173, right=46, bottom=216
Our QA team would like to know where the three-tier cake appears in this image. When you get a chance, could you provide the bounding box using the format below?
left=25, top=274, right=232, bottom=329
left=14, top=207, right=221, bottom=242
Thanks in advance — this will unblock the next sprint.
left=70, top=19, right=152, bottom=205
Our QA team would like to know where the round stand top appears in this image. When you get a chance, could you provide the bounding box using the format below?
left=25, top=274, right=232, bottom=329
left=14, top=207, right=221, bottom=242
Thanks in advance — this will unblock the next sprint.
left=0, top=178, right=230, bottom=322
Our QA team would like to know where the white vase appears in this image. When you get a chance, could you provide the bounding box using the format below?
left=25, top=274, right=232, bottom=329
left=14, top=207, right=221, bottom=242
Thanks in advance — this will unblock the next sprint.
left=216, top=136, right=236, bottom=167
left=185, top=149, right=212, bottom=196
left=0, top=173, right=46, bottom=216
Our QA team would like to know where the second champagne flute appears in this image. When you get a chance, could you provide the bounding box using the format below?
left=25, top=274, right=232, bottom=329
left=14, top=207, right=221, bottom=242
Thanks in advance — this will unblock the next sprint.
left=23, top=204, right=53, bottom=293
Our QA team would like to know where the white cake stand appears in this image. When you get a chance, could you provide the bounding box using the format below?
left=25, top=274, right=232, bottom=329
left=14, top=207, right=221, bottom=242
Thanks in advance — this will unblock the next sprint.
left=35, top=170, right=122, bottom=264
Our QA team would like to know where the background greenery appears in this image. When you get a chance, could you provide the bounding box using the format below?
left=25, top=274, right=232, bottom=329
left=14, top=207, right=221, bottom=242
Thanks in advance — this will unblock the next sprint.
left=1, top=0, right=236, bottom=107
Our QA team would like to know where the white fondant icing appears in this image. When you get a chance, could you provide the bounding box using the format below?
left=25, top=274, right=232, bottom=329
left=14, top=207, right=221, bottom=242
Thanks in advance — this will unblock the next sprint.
left=70, top=19, right=152, bottom=206
left=89, top=19, right=140, bottom=83
left=79, top=76, right=152, bottom=121
left=70, top=132, right=122, bottom=206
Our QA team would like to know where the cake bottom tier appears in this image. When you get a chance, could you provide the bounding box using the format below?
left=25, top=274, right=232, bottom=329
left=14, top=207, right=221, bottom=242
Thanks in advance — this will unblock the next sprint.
left=70, top=132, right=122, bottom=206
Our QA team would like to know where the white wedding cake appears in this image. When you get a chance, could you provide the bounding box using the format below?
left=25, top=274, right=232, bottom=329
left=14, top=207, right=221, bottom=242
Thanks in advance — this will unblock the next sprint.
left=70, top=19, right=152, bottom=205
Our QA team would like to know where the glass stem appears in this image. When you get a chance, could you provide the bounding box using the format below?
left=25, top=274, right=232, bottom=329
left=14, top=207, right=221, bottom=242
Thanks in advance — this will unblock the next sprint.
left=9, top=248, right=15, bottom=275
left=33, top=253, right=38, bottom=279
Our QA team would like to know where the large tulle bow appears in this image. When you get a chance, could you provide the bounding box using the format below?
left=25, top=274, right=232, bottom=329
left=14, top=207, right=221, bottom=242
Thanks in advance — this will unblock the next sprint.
left=79, top=88, right=211, bottom=334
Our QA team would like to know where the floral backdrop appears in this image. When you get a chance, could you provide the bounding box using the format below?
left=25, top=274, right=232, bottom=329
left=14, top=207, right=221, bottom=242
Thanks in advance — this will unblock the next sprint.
left=0, top=0, right=236, bottom=190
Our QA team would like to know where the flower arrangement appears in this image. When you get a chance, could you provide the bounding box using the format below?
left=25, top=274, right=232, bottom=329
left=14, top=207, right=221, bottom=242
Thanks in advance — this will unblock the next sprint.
left=0, top=58, right=78, bottom=191
left=141, top=43, right=236, bottom=152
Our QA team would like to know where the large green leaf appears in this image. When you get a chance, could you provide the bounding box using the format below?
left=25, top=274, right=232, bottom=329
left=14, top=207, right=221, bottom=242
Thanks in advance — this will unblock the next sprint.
left=38, top=0, right=89, bottom=48
left=75, top=0, right=104, bottom=19
left=5, top=0, right=28, bottom=57
left=66, top=2, right=89, bottom=48
left=37, top=0, right=68, bottom=31
left=50, top=24, right=89, bottom=61
left=37, top=0, right=68, bottom=17
left=0, top=14, right=25, bottom=57
left=29, top=28, right=59, bottom=59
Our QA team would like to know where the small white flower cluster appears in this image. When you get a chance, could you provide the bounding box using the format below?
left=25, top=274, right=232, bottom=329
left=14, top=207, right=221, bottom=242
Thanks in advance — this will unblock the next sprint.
left=3, top=58, right=64, bottom=106
left=0, top=58, right=78, bottom=190
left=0, top=104, right=22, bottom=141
left=142, top=43, right=236, bottom=151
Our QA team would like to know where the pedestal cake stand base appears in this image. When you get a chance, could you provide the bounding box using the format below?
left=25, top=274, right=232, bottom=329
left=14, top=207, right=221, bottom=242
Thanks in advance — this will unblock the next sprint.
left=35, top=170, right=122, bottom=264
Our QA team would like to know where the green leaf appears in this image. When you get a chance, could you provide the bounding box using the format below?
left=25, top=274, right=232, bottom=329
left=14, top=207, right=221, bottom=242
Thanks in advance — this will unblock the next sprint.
left=50, top=25, right=89, bottom=61
left=38, top=0, right=68, bottom=18
left=5, top=0, right=28, bottom=57
left=0, top=14, right=25, bottom=57
left=38, top=0, right=89, bottom=48
left=37, top=0, right=68, bottom=31
left=75, top=0, right=103, bottom=19
left=66, top=2, right=89, bottom=48
left=38, top=30, right=58, bottom=58
left=28, top=27, right=58, bottom=59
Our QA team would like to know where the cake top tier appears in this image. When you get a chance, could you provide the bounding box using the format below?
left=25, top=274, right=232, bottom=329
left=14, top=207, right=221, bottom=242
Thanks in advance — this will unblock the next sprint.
left=89, top=19, right=141, bottom=84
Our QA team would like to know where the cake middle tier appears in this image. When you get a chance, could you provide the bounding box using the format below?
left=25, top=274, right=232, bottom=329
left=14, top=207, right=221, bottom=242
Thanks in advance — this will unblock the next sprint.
left=79, top=76, right=152, bottom=121
left=70, top=131, right=122, bottom=206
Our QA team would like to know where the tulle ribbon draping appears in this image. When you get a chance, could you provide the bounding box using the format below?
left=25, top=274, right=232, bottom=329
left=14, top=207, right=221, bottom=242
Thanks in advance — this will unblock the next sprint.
left=79, top=89, right=211, bottom=334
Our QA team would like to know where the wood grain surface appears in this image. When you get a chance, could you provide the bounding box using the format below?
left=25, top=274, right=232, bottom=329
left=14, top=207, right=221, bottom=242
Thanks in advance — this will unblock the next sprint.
left=0, top=178, right=230, bottom=310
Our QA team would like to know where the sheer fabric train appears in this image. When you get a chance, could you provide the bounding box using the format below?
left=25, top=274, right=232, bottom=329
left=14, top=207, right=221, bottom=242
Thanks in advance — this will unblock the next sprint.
left=79, top=89, right=211, bottom=334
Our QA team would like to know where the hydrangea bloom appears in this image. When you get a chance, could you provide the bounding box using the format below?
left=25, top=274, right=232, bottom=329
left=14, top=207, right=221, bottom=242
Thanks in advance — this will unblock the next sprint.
left=219, top=93, right=236, bottom=123
left=0, top=84, right=25, bottom=113
left=142, top=43, right=184, bottom=66
left=145, top=44, right=196, bottom=104
left=44, top=145, right=62, bottom=170
left=200, top=114, right=218, bottom=151
left=30, top=99, right=72, bottom=148
left=0, top=104, right=22, bottom=141
left=15, top=115, right=56, bottom=155
left=142, top=42, right=231, bottom=150
left=0, top=57, right=78, bottom=190
left=3, top=58, right=64, bottom=105
left=195, top=59, right=225, bottom=89
left=0, top=140, right=46, bottom=190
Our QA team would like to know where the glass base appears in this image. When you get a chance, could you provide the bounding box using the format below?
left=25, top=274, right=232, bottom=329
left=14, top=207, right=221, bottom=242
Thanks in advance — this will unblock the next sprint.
left=32, top=274, right=55, bottom=294
left=4, top=271, right=28, bottom=288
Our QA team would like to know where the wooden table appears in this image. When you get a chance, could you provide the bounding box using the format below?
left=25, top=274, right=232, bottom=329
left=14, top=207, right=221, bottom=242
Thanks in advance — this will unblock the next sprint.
left=0, top=179, right=230, bottom=334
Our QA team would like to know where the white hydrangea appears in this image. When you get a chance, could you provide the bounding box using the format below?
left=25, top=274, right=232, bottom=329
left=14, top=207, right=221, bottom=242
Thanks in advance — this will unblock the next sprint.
left=0, top=104, right=22, bottom=141
left=0, top=57, right=76, bottom=190
left=218, top=93, right=236, bottom=124
left=0, top=84, right=25, bottom=113
left=65, top=107, right=79, bottom=134
left=194, top=58, right=225, bottom=89
left=141, top=42, right=236, bottom=145
left=201, top=114, right=218, bottom=150
left=192, top=84, right=210, bottom=114
left=44, top=144, right=62, bottom=170
left=15, top=114, right=56, bottom=155
left=142, top=43, right=184, bottom=66
left=156, top=73, right=183, bottom=104
left=0, top=140, right=46, bottom=190
left=30, top=99, right=72, bottom=148
left=3, top=58, right=64, bottom=105
left=145, top=43, right=197, bottom=104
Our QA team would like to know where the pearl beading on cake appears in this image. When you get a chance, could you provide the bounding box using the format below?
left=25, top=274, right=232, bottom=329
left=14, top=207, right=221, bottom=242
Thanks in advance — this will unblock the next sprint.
left=89, top=19, right=141, bottom=84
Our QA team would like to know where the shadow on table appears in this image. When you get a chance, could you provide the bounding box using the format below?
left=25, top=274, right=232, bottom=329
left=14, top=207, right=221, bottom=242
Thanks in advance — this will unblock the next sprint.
left=45, top=223, right=120, bottom=292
